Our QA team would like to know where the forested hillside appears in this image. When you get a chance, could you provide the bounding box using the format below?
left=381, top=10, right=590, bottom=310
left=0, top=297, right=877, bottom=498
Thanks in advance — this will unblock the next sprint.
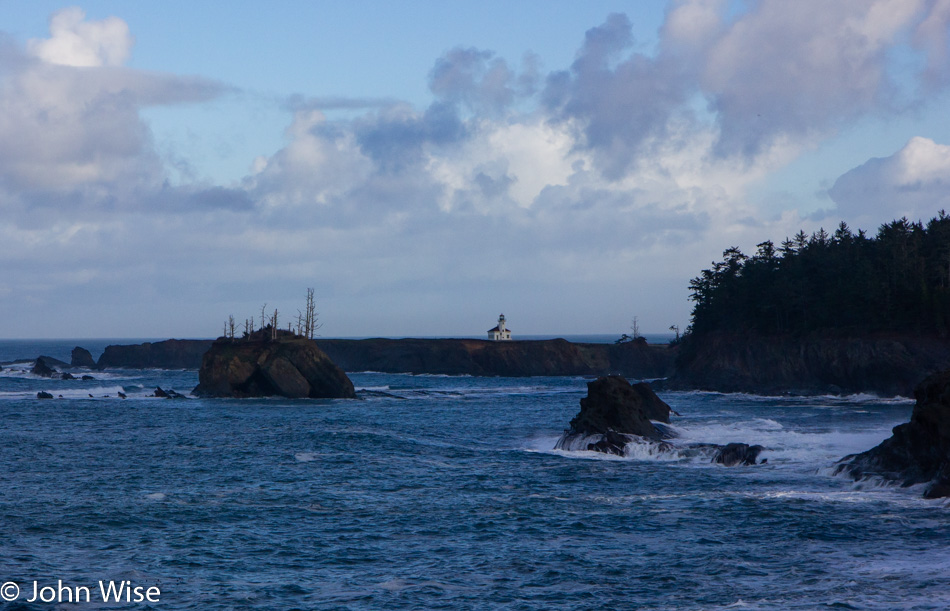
left=686, top=212, right=950, bottom=339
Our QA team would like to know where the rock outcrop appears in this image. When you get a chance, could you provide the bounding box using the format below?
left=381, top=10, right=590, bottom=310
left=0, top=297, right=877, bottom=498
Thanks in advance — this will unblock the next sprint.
left=555, top=376, right=673, bottom=455
left=31, top=356, right=60, bottom=378
left=71, top=347, right=96, bottom=368
left=669, top=332, right=950, bottom=396
left=836, top=368, right=950, bottom=498
left=193, top=334, right=355, bottom=399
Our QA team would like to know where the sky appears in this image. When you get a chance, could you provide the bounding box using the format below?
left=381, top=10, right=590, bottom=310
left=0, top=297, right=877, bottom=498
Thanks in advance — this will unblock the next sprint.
left=1, top=0, right=949, bottom=339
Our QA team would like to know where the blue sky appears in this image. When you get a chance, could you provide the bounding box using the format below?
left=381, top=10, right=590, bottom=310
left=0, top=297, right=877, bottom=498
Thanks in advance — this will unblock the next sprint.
left=0, top=1, right=949, bottom=338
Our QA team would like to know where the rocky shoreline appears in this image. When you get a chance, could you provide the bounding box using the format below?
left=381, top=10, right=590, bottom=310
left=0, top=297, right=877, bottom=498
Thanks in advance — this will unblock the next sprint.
left=84, top=337, right=675, bottom=379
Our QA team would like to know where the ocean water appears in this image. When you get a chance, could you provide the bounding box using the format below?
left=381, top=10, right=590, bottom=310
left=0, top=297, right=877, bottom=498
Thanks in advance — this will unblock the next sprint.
left=1, top=340, right=948, bottom=610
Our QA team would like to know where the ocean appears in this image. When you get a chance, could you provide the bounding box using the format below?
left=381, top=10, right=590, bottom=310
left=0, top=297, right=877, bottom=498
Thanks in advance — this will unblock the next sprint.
left=1, top=340, right=947, bottom=610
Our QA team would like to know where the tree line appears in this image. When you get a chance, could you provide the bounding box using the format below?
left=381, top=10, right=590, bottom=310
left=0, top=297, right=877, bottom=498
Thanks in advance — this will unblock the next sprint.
left=685, top=211, right=950, bottom=339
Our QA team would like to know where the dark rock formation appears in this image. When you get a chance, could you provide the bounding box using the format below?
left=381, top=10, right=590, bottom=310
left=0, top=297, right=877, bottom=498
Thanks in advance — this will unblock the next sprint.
left=31, top=357, right=58, bottom=378
left=36, top=391, right=54, bottom=399
left=97, top=339, right=214, bottom=369
left=555, top=376, right=673, bottom=455
left=193, top=335, right=356, bottom=399
left=81, top=375, right=95, bottom=380
left=154, top=387, right=186, bottom=399
left=836, top=368, right=950, bottom=498
left=713, top=443, right=765, bottom=466
left=71, top=346, right=96, bottom=368
left=61, top=372, right=75, bottom=380
left=669, top=332, right=950, bottom=396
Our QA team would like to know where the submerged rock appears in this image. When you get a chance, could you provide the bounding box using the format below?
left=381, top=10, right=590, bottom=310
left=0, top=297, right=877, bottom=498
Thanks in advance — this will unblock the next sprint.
left=71, top=346, right=96, bottom=368
left=194, top=334, right=356, bottom=399
left=36, top=391, right=54, bottom=399
left=713, top=443, right=765, bottom=466
left=836, top=368, right=950, bottom=498
left=154, top=387, right=186, bottom=399
left=555, top=375, right=674, bottom=455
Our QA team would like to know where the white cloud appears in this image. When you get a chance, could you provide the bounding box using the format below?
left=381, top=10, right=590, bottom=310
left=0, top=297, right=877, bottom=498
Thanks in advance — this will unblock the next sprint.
left=701, top=0, right=924, bottom=156
left=0, top=11, right=225, bottom=207
left=27, top=7, right=132, bottom=67
left=829, top=136, right=950, bottom=222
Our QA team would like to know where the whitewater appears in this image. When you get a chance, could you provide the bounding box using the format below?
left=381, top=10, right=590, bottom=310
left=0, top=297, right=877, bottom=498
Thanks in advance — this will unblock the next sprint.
left=0, top=340, right=947, bottom=609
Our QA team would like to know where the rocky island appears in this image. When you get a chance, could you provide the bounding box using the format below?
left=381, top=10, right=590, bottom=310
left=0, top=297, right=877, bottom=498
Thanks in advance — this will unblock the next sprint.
left=193, top=330, right=355, bottom=399
left=555, top=375, right=674, bottom=454
left=554, top=375, right=765, bottom=465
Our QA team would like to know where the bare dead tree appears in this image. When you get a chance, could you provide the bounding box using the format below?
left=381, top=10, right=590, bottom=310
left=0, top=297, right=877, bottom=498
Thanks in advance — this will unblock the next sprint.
left=228, top=315, right=236, bottom=339
left=304, top=287, right=322, bottom=339
left=631, top=316, right=641, bottom=339
left=296, top=309, right=305, bottom=337
left=271, top=308, right=279, bottom=340
left=244, top=318, right=251, bottom=337
left=259, top=304, right=268, bottom=332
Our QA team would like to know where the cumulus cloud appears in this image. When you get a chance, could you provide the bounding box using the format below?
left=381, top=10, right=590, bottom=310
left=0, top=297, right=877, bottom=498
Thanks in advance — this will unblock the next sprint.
left=27, top=6, right=132, bottom=67
left=0, top=9, right=226, bottom=216
left=543, top=13, right=690, bottom=179
left=828, top=136, right=950, bottom=221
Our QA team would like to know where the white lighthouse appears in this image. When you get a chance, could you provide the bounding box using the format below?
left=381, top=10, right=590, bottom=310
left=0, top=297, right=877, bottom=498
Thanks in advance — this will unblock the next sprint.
left=488, top=314, right=512, bottom=340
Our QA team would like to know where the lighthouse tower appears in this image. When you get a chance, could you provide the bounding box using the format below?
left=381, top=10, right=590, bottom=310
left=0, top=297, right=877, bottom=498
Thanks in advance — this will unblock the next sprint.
left=488, top=314, right=512, bottom=340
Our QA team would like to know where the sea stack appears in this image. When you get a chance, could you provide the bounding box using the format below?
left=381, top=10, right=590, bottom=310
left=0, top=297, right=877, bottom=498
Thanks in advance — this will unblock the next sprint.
left=555, top=375, right=673, bottom=455
left=193, top=330, right=356, bottom=399
left=71, top=347, right=97, bottom=368
left=836, top=368, right=950, bottom=498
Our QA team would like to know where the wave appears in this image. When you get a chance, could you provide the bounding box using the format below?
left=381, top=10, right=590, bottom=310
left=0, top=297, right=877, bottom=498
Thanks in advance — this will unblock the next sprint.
left=668, top=389, right=914, bottom=404
left=0, top=385, right=129, bottom=400
left=531, top=411, right=903, bottom=471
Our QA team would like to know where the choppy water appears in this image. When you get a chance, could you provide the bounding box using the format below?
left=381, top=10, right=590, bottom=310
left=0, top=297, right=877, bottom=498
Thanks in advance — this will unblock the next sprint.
left=1, top=341, right=948, bottom=610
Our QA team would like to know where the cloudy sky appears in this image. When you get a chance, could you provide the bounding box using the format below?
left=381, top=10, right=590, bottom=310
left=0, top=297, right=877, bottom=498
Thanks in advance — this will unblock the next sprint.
left=1, top=1, right=949, bottom=339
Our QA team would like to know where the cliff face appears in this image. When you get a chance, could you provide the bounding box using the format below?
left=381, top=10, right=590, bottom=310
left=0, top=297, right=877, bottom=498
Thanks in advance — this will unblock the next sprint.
left=314, top=338, right=674, bottom=378
left=193, top=336, right=355, bottom=399
left=836, top=368, right=950, bottom=498
left=97, top=339, right=213, bottom=369
left=668, top=332, right=950, bottom=396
